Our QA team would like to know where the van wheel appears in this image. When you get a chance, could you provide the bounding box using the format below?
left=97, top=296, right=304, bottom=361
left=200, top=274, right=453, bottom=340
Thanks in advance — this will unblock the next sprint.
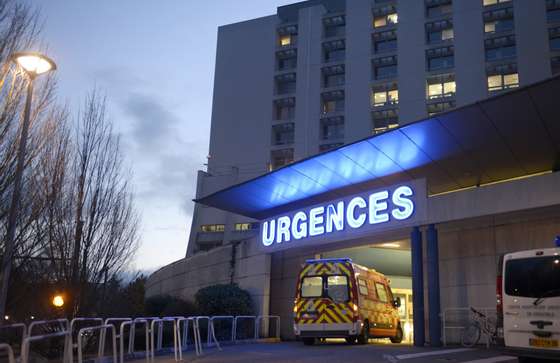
left=357, top=321, right=369, bottom=344
left=302, top=338, right=315, bottom=346
left=390, top=325, right=403, bottom=343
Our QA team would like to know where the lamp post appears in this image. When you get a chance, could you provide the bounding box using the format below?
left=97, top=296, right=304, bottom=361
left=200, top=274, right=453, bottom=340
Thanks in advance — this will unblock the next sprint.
left=0, top=52, right=56, bottom=319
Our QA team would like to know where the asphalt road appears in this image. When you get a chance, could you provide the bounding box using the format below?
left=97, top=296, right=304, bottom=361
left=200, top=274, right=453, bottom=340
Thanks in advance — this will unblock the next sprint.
left=147, top=341, right=520, bottom=363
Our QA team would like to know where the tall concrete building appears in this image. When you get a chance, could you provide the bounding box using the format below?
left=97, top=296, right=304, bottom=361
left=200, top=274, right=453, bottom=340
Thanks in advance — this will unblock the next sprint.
left=186, top=0, right=558, bottom=255
left=147, top=0, right=560, bottom=345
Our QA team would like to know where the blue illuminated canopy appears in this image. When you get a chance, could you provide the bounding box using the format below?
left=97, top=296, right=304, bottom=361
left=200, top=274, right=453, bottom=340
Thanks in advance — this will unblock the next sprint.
left=195, top=76, right=560, bottom=220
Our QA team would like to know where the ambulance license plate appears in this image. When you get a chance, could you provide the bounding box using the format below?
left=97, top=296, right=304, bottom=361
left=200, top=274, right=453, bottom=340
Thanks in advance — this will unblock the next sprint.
left=529, top=338, right=559, bottom=348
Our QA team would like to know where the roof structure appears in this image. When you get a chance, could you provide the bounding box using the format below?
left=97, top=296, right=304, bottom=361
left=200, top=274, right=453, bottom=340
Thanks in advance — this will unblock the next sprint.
left=196, top=75, right=560, bottom=220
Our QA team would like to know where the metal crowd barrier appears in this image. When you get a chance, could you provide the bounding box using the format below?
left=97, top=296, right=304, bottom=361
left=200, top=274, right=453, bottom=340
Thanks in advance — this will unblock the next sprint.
left=120, top=319, right=149, bottom=363
left=101, top=318, right=131, bottom=358
left=69, top=318, right=104, bottom=363
left=442, top=307, right=496, bottom=347
left=78, top=325, right=117, bottom=363
left=209, top=316, right=234, bottom=344
left=0, top=343, right=15, bottom=363
left=0, top=323, right=27, bottom=355
left=149, top=318, right=179, bottom=362
left=28, top=318, right=69, bottom=336
left=233, top=316, right=256, bottom=343
left=255, top=315, right=281, bottom=340
left=21, top=330, right=71, bottom=363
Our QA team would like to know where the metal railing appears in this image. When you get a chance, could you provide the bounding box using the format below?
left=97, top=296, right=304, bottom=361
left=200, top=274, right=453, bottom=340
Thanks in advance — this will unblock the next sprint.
left=0, top=323, right=26, bottom=354
left=21, top=330, right=71, bottom=363
left=78, top=325, right=117, bottom=363
left=442, top=307, right=496, bottom=347
left=28, top=318, right=69, bottom=336
left=0, top=343, right=15, bottom=363
left=8, top=314, right=279, bottom=362
left=233, top=316, right=256, bottom=343
left=255, top=315, right=281, bottom=340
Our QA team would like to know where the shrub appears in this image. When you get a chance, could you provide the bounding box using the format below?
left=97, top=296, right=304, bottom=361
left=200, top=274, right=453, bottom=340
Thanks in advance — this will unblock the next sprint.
left=195, top=284, right=254, bottom=316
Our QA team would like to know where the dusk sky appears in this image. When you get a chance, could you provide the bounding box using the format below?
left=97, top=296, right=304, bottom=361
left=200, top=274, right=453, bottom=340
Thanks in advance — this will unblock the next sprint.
left=29, top=0, right=295, bottom=272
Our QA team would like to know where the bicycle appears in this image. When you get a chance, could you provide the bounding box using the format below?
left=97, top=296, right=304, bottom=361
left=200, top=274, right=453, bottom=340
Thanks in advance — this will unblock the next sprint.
left=460, top=307, right=499, bottom=347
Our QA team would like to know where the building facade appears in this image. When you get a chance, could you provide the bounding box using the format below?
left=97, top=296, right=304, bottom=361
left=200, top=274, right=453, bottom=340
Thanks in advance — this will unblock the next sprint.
left=147, top=0, right=560, bottom=345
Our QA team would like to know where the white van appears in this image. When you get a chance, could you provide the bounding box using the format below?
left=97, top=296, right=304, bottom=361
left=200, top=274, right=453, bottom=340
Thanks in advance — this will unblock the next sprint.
left=499, top=247, right=560, bottom=362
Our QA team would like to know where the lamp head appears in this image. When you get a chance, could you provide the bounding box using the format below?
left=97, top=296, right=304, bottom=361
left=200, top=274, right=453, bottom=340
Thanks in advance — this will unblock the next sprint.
left=11, top=52, right=56, bottom=77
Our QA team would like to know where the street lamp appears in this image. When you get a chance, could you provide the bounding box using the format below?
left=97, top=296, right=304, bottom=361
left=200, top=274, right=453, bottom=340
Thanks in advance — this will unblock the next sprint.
left=0, top=52, right=56, bottom=319
left=52, top=294, right=64, bottom=308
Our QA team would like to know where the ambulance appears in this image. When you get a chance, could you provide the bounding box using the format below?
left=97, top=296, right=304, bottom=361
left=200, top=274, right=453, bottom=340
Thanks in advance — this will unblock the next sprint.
left=498, top=246, right=560, bottom=362
left=293, top=258, right=403, bottom=345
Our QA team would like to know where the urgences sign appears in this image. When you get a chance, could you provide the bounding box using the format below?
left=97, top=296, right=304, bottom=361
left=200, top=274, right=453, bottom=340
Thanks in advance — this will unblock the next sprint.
left=261, top=182, right=425, bottom=249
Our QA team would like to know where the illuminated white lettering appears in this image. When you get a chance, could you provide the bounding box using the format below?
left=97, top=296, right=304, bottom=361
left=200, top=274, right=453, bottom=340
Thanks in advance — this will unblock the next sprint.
left=392, top=185, right=414, bottom=220
left=262, top=220, right=275, bottom=246
left=346, top=197, right=367, bottom=229
left=309, top=206, right=325, bottom=236
left=326, top=202, right=344, bottom=233
left=276, top=216, right=291, bottom=243
left=369, top=190, right=389, bottom=224
left=291, top=211, right=308, bottom=239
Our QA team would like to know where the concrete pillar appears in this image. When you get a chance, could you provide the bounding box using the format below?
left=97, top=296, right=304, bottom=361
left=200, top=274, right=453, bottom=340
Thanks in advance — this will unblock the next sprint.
left=411, top=226, right=425, bottom=347
left=427, top=224, right=442, bottom=347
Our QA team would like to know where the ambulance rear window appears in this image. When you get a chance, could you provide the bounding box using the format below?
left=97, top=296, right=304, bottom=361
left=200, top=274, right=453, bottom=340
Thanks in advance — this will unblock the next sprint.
left=375, top=283, right=388, bottom=302
left=327, top=275, right=349, bottom=302
left=301, top=276, right=323, bottom=297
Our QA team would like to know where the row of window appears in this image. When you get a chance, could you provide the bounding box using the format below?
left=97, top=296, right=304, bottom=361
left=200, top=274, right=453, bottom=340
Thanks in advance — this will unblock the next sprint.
left=200, top=223, right=259, bottom=233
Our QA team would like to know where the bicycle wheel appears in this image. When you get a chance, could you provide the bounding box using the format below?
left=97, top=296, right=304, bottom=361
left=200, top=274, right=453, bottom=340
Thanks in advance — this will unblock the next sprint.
left=461, top=323, right=481, bottom=347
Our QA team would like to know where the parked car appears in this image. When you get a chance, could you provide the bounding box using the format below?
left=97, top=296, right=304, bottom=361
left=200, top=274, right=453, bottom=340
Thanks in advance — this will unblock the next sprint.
left=293, top=257, right=403, bottom=345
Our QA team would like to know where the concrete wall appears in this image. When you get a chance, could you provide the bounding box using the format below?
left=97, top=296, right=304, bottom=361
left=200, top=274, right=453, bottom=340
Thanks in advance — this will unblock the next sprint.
left=147, top=240, right=271, bottom=316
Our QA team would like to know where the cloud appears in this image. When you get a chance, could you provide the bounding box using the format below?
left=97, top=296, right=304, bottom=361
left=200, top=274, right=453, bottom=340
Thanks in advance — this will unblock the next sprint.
left=123, top=92, right=182, bottom=153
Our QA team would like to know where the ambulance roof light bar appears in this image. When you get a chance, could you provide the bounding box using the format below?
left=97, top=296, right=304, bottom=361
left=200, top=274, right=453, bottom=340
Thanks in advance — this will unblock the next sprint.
left=305, top=258, right=353, bottom=264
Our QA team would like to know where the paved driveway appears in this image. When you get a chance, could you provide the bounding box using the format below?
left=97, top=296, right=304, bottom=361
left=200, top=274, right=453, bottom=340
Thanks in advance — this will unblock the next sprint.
left=148, top=341, right=518, bottom=363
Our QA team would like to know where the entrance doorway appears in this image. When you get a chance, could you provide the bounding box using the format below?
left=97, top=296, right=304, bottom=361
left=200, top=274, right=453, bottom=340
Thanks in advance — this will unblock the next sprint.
left=321, top=240, right=413, bottom=343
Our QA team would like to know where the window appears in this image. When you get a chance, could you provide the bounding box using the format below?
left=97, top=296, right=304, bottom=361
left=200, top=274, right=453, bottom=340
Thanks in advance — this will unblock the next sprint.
left=373, top=30, right=397, bottom=54
left=323, top=39, right=346, bottom=62
left=483, top=7, right=514, bottom=34
left=426, top=46, right=454, bottom=71
left=375, top=283, right=388, bottom=302
left=270, top=148, right=294, bottom=170
left=552, top=56, right=560, bottom=75
left=319, top=142, right=343, bottom=152
left=373, top=5, right=398, bottom=28
left=322, top=64, right=345, bottom=88
left=427, top=74, right=455, bottom=99
left=274, top=98, right=295, bottom=120
left=276, top=49, right=297, bottom=71
left=301, top=276, right=323, bottom=298
left=277, top=24, right=298, bottom=47
left=324, top=15, right=346, bottom=38
left=372, top=89, right=399, bottom=107
left=373, top=56, right=397, bottom=79
left=550, top=27, right=560, bottom=50
left=321, top=90, right=345, bottom=114
left=372, top=108, right=398, bottom=133
left=427, top=100, right=455, bottom=115
left=271, top=123, right=294, bottom=145
left=275, top=73, right=296, bottom=95
left=487, top=73, right=518, bottom=92
left=485, top=35, right=516, bottom=61
left=426, top=0, right=452, bottom=18
left=426, top=20, right=454, bottom=44
left=279, top=35, right=293, bottom=47
left=504, top=257, right=560, bottom=298
left=483, top=0, right=511, bottom=5
left=358, top=279, right=369, bottom=295
left=547, top=0, right=560, bottom=23
left=234, top=223, right=258, bottom=231
left=320, top=116, right=344, bottom=140
left=200, top=224, right=225, bottom=232
left=327, top=275, right=349, bottom=302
